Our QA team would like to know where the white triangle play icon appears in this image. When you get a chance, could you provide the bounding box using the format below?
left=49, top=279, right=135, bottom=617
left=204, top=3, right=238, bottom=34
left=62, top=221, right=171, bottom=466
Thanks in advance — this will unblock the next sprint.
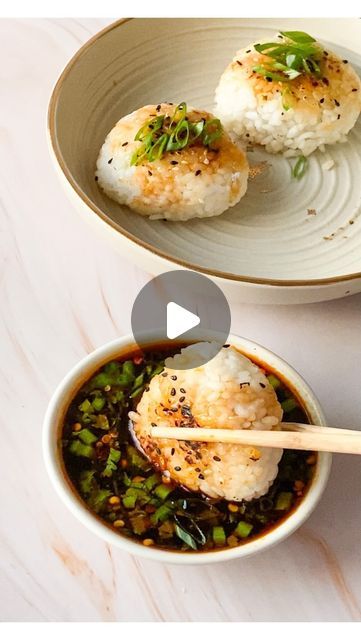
left=166, top=302, right=200, bottom=340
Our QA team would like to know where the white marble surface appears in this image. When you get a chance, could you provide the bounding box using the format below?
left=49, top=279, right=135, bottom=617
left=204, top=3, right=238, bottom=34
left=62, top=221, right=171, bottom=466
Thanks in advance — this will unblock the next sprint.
left=1, top=18, right=361, bottom=622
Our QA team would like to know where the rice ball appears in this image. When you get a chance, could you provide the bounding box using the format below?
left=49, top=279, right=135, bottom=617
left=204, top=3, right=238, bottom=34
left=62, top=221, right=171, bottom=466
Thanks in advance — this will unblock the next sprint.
left=96, top=103, right=249, bottom=221
left=215, top=34, right=361, bottom=156
left=130, top=343, right=283, bottom=502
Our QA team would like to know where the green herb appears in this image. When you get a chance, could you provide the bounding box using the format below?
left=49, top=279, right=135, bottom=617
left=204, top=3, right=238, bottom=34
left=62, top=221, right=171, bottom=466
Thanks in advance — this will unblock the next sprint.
left=69, top=439, right=94, bottom=459
left=153, top=483, right=174, bottom=501
left=252, top=31, right=322, bottom=85
left=76, top=428, right=98, bottom=445
left=88, top=488, right=112, bottom=513
left=130, top=102, right=223, bottom=166
left=234, top=521, right=253, bottom=538
left=174, top=522, right=198, bottom=550
left=102, top=447, right=121, bottom=477
left=123, top=494, right=137, bottom=509
left=78, top=399, right=93, bottom=413
left=267, top=374, right=281, bottom=389
left=144, top=474, right=160, bottom=491
left=151, top=503, right=174, bottom=524
left=291, top=155, right=308, bottom=180
left=281, top=398, right=298, bottom=413
left=92, top=396, right=106, bottom=412
left=79, top=470, right=96, bottom=494
left=212, top=526, right=226, bottom=546
left=275, top=491, right=293, bottom=510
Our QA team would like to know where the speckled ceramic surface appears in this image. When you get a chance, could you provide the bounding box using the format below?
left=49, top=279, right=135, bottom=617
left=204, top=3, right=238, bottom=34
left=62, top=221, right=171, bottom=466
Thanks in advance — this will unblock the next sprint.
left=48, top=18, right=361, bottom=303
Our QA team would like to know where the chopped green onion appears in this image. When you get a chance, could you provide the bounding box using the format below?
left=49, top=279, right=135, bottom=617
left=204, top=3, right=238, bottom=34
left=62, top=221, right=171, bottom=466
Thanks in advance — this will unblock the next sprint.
left=151, top=504, right=173, bottom=524
left=280, top=31, right=316, bottom=44
left=154, top=483, right=174, bottom=501
left=78, top=399, right=93, bottom=413
left=123, top=494, right=137, bottom=509
left=275, top=491, right=293, bottom=510
left=79, top=470, right=96, bottom=494
left=93, top=414, right=109, bottom=430
left=76, top=428, right=98, bottom=445
left=212, top=526, right=226, bottom=546
left=234, top=521, right=253, bottom=538
left=69, top=439, right=94, bottom=459
left=92, top=396, right=106, bottom=412
left=102, top=447, right=121, bottom=477
left=174, top=522, right=198, bottom=550
left=130, top=102, right=223, bottom=166
left=122, top=360, right=135, bottom=381
left=268, top=374, right=281, bottom=389
left=144, top=474, right=160, bottom=491
left=291, top=155, right=308, bottom=180
left=88, top=488, right=112, bottom=513
left=281, top=398, right=298, bottom=413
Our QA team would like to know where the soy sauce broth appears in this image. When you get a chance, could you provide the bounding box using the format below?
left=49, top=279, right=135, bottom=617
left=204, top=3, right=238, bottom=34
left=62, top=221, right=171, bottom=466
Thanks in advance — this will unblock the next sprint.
left=61, top=344, right=317, bottom=552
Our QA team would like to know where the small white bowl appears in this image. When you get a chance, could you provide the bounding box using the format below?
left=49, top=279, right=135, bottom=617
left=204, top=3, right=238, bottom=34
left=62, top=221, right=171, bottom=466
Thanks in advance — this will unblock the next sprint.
left=43, top=332, right=331, bottom=565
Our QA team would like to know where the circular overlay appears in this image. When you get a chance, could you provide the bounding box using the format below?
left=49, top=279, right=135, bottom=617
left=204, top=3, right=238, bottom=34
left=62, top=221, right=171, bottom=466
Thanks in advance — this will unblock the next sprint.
left=131, top=270, right=231, bottom=369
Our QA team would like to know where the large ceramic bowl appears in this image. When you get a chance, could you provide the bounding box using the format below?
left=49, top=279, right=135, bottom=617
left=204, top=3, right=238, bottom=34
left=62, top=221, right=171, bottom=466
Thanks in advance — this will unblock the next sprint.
left=43, top=332, right=332, bottom=565
left=47, top=18, right=361, bottom=305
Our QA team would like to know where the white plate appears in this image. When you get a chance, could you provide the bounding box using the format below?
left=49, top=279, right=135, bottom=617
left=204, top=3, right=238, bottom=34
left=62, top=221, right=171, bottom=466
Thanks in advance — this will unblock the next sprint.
left=48, top=18, right=361, bottom=304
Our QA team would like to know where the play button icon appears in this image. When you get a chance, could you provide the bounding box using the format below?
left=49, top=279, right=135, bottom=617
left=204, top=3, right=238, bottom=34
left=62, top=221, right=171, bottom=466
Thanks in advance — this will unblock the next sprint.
left=131, top=270, right=231, bottom=370
left=166, top=302, right=200, bottom=340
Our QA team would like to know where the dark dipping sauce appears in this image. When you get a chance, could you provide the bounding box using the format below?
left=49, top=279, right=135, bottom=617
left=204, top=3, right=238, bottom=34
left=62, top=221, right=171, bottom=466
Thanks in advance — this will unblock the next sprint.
left=61, top=345, right=317, bottom=553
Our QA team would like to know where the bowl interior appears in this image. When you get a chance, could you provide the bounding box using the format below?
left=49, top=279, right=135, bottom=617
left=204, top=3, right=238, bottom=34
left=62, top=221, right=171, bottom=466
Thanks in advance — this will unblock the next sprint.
left=50, top=18, right=361, bottom=283
left=44, top=333, right=331, bottom=564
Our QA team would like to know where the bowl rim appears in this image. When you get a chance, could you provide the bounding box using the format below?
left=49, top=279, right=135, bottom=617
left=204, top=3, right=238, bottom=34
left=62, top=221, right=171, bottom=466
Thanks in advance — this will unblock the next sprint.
left=42, top=331, right=332, bottom=565
left=47, top=17, right=361, bottom=289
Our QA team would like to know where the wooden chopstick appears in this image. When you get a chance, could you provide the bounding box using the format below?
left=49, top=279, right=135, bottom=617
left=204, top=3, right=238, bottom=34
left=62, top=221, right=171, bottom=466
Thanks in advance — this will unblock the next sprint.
left=150, top=424, right=361, bottom=455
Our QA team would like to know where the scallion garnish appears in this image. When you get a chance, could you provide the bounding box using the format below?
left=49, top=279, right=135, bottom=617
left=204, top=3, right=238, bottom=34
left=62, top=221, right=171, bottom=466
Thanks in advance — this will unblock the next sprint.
left=252, top=31, right=322, bottom=84
left=291, top=155, right=308, bottom=180
left=130, top=103, right=223, bottom=166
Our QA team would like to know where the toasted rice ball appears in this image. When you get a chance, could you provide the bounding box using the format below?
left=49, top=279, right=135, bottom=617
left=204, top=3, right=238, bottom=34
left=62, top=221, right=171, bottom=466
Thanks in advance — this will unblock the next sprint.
left=96, top=104, right=249, bottom=221
left=130, top=343, right=283, bottom=502
left=215, top=37, right=361, bottom=156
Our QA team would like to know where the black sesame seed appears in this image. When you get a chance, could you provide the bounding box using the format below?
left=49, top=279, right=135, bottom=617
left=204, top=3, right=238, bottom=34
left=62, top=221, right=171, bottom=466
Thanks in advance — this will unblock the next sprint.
left=236, top=60, right=242, bottom=66
left=223, top=344, right=230, bottom=348
left=266, top=76, right=272, bottom=82
left=337, top=114, right=341, bottom=119
left=213, top=455, right=221, bottom=462
left=161, top=372, right=168, bottom=377
left=343, top=59, right=348, bottom=64
left=171, top=375, right=177, bottom=380
left=170, top=388, right=176, bottom=396
left=324, top=51, right=329, bottom=56
left=179, top=396, right=185, bottom=403
left=350, top=220, right=354, bottom=225
left=94, top=176, right=98, bottom=181
left=121, top=142, right=128, bottom=146
left=198, top=473, right=205, bottom=480
left=148, top=170, right=152, bottom=176
left=156, top=447, right=161, bottom=455
left=322, top=77, right=329, bottom=86
left=195, top=169, right=202, bottom=176
left=246, top=49, right=251, bottom=53
left=174, top=466, right=181, bottom=471
left=352, top=88, right=358, bottom=92
left=108, top=158, right=113, bottom=164
left=151, top=422, right=157, bottom=427
left=171, top=448, right=175, bottom=455
left=180, top=388, right=186, bottom=393
left=335, top=99, right=340, bottom=107
left=195, top=467, right=201, bottom=473
left=320, top=98, right=325, bottom=104
left=170, top=160, right=178, bottom=165
left=259, top=382, right=266, bottom=388
left=156, top=104, right=161, bottom=111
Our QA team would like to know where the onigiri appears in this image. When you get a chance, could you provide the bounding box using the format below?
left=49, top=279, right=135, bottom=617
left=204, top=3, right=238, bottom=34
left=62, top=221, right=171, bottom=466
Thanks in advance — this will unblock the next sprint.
left=96, top=103, right=249, bottom=221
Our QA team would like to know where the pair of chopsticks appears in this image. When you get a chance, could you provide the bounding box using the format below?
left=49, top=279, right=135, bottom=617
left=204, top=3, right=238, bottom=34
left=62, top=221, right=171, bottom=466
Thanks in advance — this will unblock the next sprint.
left=150, top=422, right=361, bottom=454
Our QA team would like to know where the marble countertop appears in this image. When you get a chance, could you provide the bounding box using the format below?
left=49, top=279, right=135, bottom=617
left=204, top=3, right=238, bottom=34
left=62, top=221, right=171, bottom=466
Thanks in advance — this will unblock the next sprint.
left=1, top=18, right=361, bottom=622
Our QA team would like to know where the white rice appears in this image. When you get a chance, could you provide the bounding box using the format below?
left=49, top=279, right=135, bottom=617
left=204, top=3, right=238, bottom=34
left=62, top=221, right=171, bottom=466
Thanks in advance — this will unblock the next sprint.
left=130, top=343, right=283, bottom=502
left=96, top=104, right=249, bottom=221
left=215, top=38, right=361, bottom=157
